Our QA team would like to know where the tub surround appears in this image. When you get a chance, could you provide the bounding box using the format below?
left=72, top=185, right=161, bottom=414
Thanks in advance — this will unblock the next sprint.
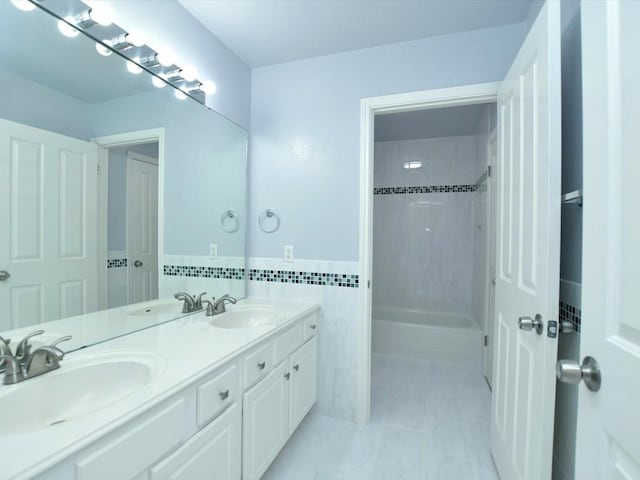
left=0, top=298, right=319, bottom=480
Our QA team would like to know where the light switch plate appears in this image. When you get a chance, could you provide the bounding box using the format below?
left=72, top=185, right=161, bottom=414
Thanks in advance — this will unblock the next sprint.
left=209, top=244, right=218, bottom=258
left=284, top=245, right=294, bottom=263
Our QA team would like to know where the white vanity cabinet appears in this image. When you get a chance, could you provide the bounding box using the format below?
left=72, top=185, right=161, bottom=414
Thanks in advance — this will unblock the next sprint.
left=242, top=335, right=318, bottom=480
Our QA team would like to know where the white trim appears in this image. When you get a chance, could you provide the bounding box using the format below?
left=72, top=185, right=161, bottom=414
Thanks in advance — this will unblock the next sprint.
left=96, top=147, right=109, bottom=311
left=92, top=128, right=166, bottom=297
left=357, top=83, right=500, bottom=424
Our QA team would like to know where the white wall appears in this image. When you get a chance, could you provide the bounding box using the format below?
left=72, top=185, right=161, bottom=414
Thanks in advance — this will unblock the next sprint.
left=372, top=136, right=478, bottom=316
left=249, top=23, right=526, bottom=421
left=85, top=0, right=251, bottom=129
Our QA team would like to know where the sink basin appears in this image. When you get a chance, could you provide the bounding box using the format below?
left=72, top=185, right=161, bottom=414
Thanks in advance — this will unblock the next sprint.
left=0, top=352, right=165, bottom=434
left=210, top=306, right=279, bottom=329
left=128, top=302, right=183, bottom=317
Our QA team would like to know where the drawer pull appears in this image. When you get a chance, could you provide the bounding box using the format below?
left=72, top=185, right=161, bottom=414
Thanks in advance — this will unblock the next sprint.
left=284, top=372, right=290, bottom=380
left=257, top=361, right=266, bottom=370
left=219, top=389, right=230, bottom=400
left=293, top=364, right=300, bottom=372
left=310, top=324, right=317, bottom=330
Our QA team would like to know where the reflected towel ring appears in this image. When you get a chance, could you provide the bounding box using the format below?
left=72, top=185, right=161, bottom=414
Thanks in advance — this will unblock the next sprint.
left=221, top=210, right=239, bottom=233
left=258, top=209, right=280, bottom=233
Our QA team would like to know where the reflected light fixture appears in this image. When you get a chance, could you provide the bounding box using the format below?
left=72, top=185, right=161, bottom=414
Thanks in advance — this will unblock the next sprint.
left=126, top=31, right=145, bottom=47
left=180, top=66, right=197, bottom=82
left=57, top=17, right=80, bottom=38
left=88, top=4, right=113, bottom=26
left=152, top=76, right=166, bottom=88
left=11, top=0, right=35, bottom=11
left=174, top=89, right=187, bottom=100
left=95, top=40, right=112, bottom=57
left=126, top=59, right=143, bottom=74
left=157, top=52, right=175, bottom=67
left=403, top=161, right=423, bottom=170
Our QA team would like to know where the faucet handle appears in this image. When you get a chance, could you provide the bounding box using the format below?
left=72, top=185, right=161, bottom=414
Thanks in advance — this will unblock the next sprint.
left=25, top=346, right=64, bottom=378
left=15, top=330, right=44, bottom=359
left=51, top=335, right=72, bottom=350
left=203, top=298, right=216, bottom=316
left=194, top=292, right=208, bottom=310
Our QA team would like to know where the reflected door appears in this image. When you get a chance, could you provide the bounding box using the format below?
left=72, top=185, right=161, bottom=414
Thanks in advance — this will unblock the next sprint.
left=127, top=152, right=158, bottom=304
left=0, top=119, right=98, bottom=329
left=490, top=1, right=561, bottom=478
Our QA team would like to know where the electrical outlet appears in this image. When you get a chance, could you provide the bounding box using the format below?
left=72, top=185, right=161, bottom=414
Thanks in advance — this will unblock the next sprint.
left=209, top=244, right=218, bottom=258
left=284, top=245, right=294, bottom=263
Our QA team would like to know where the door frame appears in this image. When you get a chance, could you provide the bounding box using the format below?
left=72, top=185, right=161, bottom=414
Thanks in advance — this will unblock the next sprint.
left=92, top=128, right=165, bottom=310
left=357, top=82, right=499, bottom=424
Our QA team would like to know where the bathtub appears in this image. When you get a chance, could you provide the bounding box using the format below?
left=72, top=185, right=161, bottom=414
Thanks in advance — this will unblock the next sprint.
left=372, top=306, right=482, bottom=364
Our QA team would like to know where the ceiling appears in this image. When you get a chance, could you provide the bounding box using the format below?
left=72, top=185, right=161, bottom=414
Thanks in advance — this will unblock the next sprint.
left=375, top=103, right=491, bottom=142
left=178, top=0, right=533, bottom=68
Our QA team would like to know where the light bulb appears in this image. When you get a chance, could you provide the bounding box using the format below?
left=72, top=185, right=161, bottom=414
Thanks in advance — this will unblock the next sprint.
left=174, top=89, right=187, bottom=100
left=126, top=59, right=142, bottom=74
left=88, top=4, right=113, bottom=26
left=152, top=76, right=166, bottom=88
left=201, top=81, right=217, bottom=95
left=126, top=32, right=145, bottom=47
left=11, top=0, right=35, bottom=11
left=58, top=18, right=79, bottom=38
left=95, top=40, right=112, bottom=57
left=157, top=52, right=175, bottom=67
left=181, top=67, right=197, bottom=82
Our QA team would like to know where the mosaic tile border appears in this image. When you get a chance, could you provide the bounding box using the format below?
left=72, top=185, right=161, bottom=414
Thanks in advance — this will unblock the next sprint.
left=374, top=184, right=477, bottom=195
left=107, top=259, right=127, bottom=268
left=559, top=300, right=581, bottom=333
left=249, top=269, right=359, bottom=288
left=163, top=265, right=245, bottom=280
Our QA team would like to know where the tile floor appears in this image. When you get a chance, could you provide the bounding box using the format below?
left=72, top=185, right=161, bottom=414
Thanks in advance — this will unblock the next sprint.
left=261, top=354, right=499, bottom=480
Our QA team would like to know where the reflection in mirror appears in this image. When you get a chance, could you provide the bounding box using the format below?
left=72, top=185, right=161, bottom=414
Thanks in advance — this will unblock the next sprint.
left=0, top=1, right=247, bottom=352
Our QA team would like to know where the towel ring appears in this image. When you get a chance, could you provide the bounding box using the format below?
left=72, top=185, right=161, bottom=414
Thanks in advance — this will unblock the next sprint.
left=258, top=209, right=280, bottom=233
left=220, top=210, right=239, bottom=233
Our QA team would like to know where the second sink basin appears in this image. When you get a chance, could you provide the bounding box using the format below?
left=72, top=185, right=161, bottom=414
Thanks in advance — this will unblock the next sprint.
left=210, top=305, right=279, bottom=329
left=0, top=352, right=165, bottom=435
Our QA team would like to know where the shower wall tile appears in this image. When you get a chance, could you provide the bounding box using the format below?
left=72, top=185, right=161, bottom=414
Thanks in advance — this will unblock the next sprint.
left=373, top=136, right=478, bottom=317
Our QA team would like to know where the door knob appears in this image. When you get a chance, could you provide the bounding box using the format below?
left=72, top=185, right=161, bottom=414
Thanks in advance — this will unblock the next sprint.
left=134, top=260, right=143, bottom=267
left=0, top=271, right=10, bottom=281
left=556, top=356, right=601, bottom=392
left=518, top=314, right=543, bottom=335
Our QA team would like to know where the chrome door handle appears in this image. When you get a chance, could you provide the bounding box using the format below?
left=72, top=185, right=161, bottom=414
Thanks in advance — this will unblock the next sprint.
left=518, top=314, right=543, bottom=335
left=556, top=356, right=601, bottom=392
left=134, top=260, right=143, bottom=267
left=0, top=271, right=9, bottom=281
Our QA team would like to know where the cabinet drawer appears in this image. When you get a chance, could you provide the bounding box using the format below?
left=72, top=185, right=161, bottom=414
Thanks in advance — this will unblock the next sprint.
left=75, top=398, right=186, bottom=480
left=302, top=312, right=318, bottom=341
left=197, top=364, right=238, bottom=426
left=273, top=322, right=303, bottom=365
left=150, top=402, right=241, bottom=480
left=242, top=342, right=272, bottom=389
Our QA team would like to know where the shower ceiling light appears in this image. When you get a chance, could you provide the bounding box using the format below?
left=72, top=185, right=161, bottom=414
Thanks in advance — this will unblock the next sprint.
left=57, top=18, right=80, bottom=38
left=11, top=0, right=35, bottom=11
left=403, top=161, right=423, bottom=170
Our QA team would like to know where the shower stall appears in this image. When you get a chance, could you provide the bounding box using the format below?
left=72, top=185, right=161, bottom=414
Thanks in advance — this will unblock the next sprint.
left=371, top=103, right=496, bottom=365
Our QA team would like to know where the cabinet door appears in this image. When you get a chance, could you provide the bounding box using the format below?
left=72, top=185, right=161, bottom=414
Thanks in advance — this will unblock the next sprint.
left=242, top=362, right=290, bottom=480
left=289, top=337, right=317, bottom=434
left=150, top=403, right=241, bottom=480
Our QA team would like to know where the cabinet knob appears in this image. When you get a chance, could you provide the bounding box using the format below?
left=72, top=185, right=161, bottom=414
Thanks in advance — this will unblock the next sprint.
left=293, top=364, right=300, bottom=372
left=310, top=324, right=317, bottom=330
left=257, top=361, right=266, bottom=370
left=284, top=372, right=290, bottom=380
left=219, top=389, right=230, bottom=400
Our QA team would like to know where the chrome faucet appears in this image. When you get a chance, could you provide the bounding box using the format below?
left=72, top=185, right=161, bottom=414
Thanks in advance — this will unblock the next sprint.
left=0, top=331, right=71, bottom=385
left=174, top=292, right=207, bottom=313
left=209, top=294, right=238, bottom=316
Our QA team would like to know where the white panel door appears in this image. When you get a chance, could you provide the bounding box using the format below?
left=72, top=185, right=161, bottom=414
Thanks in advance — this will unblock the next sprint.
left=576, top=1, right=640, bottom=477
left=127, top=152, right=158, bottom=304
left=242, top=362, right=290, bottom=480
left=490, top=1, right=561, bottom=479
left=0, top=119, right=98, bottom=330
left=150, top=402, right=241, bottom=480
left=289, top=336, right=317, bottom=434
left=484, top=131, right=498, bottom=387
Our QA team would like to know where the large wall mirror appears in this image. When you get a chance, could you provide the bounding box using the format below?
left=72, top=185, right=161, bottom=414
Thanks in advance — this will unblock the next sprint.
left=0, top=1, right=248, bottom=351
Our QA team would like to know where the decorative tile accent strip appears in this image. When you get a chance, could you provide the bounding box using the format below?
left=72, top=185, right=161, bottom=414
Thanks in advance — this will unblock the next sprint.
left=107, top=259, right=127, bottom=268
left=559, top=300, right=581, bottom=333
left=249, top=269, right=359, bottom=288
left=163, top=265, right=245, bottom=280
left=374, top=185, right=475, bottom=195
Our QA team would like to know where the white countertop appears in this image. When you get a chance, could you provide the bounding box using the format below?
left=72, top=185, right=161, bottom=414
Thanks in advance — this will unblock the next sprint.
left=0, top=298, right=319, bottom=480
